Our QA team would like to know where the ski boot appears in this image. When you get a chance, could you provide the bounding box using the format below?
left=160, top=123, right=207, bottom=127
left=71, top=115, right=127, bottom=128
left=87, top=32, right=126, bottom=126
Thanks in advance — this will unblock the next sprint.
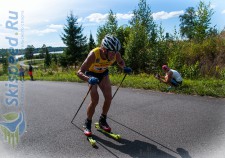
left=99, top=115, right=111, bottom=133
left=83, top=119, right=92, bottom=137
left=95, top=115, right=121, bottom=140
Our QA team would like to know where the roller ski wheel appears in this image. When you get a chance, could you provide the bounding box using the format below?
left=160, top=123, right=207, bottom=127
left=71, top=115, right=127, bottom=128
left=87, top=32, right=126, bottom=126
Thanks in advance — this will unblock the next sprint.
left=94, top=122, right=121, bottom=140
left=87, top=136, right=96, bottom=147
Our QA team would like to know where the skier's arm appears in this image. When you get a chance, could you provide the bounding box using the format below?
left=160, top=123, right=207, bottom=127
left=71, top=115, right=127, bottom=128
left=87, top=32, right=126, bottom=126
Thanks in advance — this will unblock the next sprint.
left=77, top=52, right=95, bottom=82
left=116, top=52, right=132, bottom=74
left=116, top=52, right=125, bottom=69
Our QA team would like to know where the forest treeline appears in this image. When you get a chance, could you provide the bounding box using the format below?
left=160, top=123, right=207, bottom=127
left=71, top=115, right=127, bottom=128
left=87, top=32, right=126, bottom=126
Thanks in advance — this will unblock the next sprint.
left=1, top=0, right=225, bottom=79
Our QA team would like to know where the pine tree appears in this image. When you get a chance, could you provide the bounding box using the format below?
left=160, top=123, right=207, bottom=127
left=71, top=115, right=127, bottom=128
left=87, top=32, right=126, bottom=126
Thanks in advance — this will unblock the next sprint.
left=2, top=52, right=9, bottom=74
left=88, top=32, right=96, bottom=51
left=44, top=47, right=51, bottom=67
left=96, top=10, right=129, bottom=57
left=194, top=1, right=215, bottom=41
left=179, top=1, right=216, bottom=41
left=179, top=7, right=196, bottom=40
left=125, top=0, right=156, bottom=73
left=39, top=44, right=46, bottom=59
left=96, top=10, right=118, bottom=45
left=124, top=22, right=150, bottom=73
left=61, top=12, right=87, bottom=67
left=129, top=0, right=157, bottom=45
left=25, top=45, right=35, bottom=64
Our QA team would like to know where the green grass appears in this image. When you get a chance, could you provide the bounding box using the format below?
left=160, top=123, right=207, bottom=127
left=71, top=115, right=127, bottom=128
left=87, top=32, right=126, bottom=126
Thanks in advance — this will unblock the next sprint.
left=0, top=68, right=224, bottom=98
left=111, top=74, right=225, bottom=98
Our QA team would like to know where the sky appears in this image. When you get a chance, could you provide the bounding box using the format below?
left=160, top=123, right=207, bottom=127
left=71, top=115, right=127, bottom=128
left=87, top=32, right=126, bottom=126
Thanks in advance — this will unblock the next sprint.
left=0, top=0, right=225, bottom=49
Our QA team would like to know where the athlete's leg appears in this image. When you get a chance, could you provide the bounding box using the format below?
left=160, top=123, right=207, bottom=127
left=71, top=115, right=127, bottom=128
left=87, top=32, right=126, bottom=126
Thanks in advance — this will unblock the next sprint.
left=87, top=84, right=99, bottom=120
left=98, top=75, right=112, bottom=132
left=99, top=75, right=112, bottom=115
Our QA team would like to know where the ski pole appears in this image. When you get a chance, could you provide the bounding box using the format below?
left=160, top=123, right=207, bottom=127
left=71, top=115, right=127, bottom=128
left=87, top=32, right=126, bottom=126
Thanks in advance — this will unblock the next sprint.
left=71, top=85, right=92, bottom=123
left=112, top=74, right=127, bottom=99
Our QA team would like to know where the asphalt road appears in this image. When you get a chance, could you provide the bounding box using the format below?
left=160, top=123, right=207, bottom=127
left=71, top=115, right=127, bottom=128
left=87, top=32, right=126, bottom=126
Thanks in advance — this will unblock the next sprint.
left=0, top=81, right=225, bottom=158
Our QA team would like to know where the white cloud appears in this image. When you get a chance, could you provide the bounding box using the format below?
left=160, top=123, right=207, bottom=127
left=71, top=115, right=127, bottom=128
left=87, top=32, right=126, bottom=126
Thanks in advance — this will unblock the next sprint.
left=84, top=13, right=133, bottom=23
left=84, top=11, right=183, bottom=23
left=86, top=13, right=108, bottom=23
left=26, top=24, right=62, bottom=37
left=0, top=32, right=13, bottom=37
left=116, top=13, right=133, bottom=20
left=77, top=18, right=84, bottom=23
left=30, top=28, right=57, bottom=36
left=153, top=10, right=184, bottom=20
left=48, top=24, right=63, bottom=29
left=222, top=10, right=225, bottom=14
left=0, top=0, right=87, bottom=26
left=30, top=40, right=65, bottom=48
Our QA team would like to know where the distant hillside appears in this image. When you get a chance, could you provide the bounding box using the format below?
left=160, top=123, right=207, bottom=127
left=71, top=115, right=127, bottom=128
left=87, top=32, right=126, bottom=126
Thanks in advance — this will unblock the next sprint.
left=0, top=46, right=66, bottom=55
left=33, top=46, right=66, bottom=54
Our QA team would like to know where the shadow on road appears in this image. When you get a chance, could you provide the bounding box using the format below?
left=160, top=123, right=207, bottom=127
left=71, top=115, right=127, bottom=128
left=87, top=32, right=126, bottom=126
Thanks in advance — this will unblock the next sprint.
left=71, top=120, right=191, bottom=158
left=94, top=136, right=176, bottom=158
left=108, top=117, right=192, bottom=158
left=176, top=148, right=192, bottom=158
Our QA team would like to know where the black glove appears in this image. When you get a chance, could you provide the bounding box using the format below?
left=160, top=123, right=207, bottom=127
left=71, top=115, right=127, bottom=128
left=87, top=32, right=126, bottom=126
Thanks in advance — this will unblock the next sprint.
left=123, top=67, right=132, bottom=74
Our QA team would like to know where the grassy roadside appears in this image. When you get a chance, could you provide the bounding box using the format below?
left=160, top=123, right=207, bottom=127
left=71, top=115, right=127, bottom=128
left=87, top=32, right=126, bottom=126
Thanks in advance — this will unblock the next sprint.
left=0, top=69, right=224, bottom=98
left=116, top=74, right=225, bottom=98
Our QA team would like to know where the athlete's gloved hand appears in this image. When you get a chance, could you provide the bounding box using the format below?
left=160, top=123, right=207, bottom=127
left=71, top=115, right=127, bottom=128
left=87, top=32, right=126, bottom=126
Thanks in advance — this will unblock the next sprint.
left=123, top=67, right=132, bottom=74
left=88, top=77, right=99, bottom=85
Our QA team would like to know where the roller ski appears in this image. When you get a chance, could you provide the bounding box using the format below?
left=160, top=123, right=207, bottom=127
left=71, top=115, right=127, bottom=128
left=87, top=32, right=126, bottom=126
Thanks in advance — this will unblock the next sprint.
left=86, top=136, right=96, bottom=146
left=83, top=119, right=96, bottom=147
left=95, top=122, right=121, bottom=139
left=95, top=115, right=121, bottom=140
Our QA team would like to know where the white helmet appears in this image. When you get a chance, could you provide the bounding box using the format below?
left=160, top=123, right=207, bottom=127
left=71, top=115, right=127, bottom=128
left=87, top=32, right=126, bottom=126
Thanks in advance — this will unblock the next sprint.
left=101, top=35, right=121, bottom=52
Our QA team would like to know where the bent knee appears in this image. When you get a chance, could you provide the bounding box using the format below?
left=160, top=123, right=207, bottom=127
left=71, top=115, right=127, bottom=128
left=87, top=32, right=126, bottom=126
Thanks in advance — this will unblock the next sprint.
left=91, top=100, right=99, bottom=106
left=90, top=96, right=99, bottom=106
left=104, top=96, right=112, bottom=103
